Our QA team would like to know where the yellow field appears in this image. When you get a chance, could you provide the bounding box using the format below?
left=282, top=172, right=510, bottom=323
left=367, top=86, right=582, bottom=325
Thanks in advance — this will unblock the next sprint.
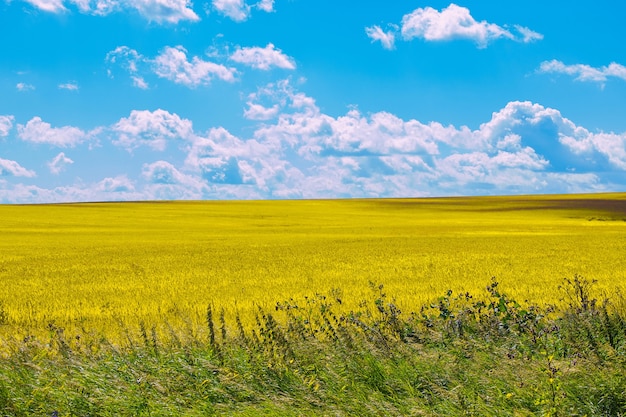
left=1, top=193, right=625, bottom=345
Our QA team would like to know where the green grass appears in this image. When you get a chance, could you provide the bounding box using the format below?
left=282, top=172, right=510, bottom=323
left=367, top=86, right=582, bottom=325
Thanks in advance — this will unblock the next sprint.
left=2, top=277, right=626, bottom=416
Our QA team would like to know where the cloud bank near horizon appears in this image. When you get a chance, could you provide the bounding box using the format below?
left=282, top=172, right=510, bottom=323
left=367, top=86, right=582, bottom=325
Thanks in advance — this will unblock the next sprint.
left=1, top=83, right=624, bottom=203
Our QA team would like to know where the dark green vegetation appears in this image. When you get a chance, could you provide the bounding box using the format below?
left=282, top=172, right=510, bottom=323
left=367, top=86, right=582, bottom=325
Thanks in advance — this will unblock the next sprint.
left=1, top=277, right=626, bottom=416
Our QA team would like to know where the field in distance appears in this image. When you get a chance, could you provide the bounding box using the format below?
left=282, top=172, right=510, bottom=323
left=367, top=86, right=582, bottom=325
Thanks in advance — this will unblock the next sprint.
left=1, top=193, right=625, bottom=344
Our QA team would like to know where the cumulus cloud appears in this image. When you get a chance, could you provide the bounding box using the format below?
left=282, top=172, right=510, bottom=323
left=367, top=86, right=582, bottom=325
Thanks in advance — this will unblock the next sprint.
left=23, top=0, right=66, bottom=12
left=183, top=126, right=298, bottom=191
left=212, top=0, right=249, bottom=21
left=243, top=79, right=317, bottom=119
left=16, top=83, right=35, bottom=92
left=106, top=46, right=144, bottom=74
left=2, top=88, right=626, bottom=203
left=17, top=117, right=90, bottom=147
left=153, top=46, right=237, bottom=86
left=365, top=25, right=396, bottom=50
left=106, top=46, right=151, bottom=88
left=59, top=82, right=79, bottom=91
left=244, top=103, right=280, bottom=120
left=142, top=161, right=206, bottom=199
left=0, top=158, right=36, bottom=178
left=143, top=160, right=187, bottom=183
left=0, top=175, right=153, bottom=204
left=242, top=79, right=293, bottom=120
left=97, top=175, right=135, bottom=193
left=69, top=0, right=115, bottom=14
left=437, top=149, right=548, bottom=185
left=108, top=42, right=297, bottom=89
left=0, top=116, right=14, bottom=137
left=112, top=109, right=194, bottom=150
left=125, top=0, right=199, bottom=23
left=244, top=89, right=625, bottom=196
left=368, top=3, right=542, bottom=49
left=107, top=45, right=237, bottom=88
left=211, top=0, right=274, bottom=21
left=132, top=76, right=149, bottom=89
left=560, top=132, right=626, bottom=170
left=514, top=25, right=543, bottom=43
left=401, top=4, right=513, bottom=46
left=21, top=0, right=199, bottom=23
left=230, top=43, right=296, bottom=70
left=48, top=152, right=74, bottom=174
left=255, top=0, right=272, bottom=12
left=538, top=60, right=626, bottom=85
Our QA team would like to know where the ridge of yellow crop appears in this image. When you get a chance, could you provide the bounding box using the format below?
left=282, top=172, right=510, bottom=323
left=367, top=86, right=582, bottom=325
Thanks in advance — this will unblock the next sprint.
left=1, top=193, right=625, bottom=346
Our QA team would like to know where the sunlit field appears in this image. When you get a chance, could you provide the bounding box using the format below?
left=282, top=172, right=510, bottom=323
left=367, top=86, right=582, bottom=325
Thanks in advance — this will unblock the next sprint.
left=1, top=193, right=625, bottom=345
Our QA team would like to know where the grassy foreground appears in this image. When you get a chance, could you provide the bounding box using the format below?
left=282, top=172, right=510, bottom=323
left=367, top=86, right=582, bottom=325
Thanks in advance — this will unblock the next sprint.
left=1, top=277, right=626, bottom=416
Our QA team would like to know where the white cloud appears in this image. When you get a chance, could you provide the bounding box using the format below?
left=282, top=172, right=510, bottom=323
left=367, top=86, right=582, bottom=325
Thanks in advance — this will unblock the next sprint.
left=184, top=126, right=288, bottom=189
left=16, top=83, right=35, bottom=92
left=59, top=82, right=79, bottom=91
left=97, top=175, right=135, bottom=193
left=244, top=103, right=280, bottom=120
left=142, top=161, right=206, bottom=198
left=106, top=46, right=152, bottom=88
left=0, top=158, right=36, bottom=178
left=365, top=25, right=396, bottom=50
left=69, top=0, right=103, bottom=13
left=143, top=160, right=187, bottom=183
left=0, top=183, right=83, bottom=204
left=21, top=0, right=281, bottom=22
left=110, top=43, right=298, bottom=88
left=23, top=0, right=66, bottom=12
left=606, top=63, right=626, bottom=79
left=255, top=0, right=272, bottom=12
left=2, top=85, right=626, bottom=203
left=242, top=79, right=293, bottom=120
left=230, top=44, right=296, bottom=70
left=437, top=149, right=547, bottom=184
left=107, top=45, right=238, bottom=88
left=474, top=101, right=626, bottom=171
left=125, top=0, right=199, bottom=23
left=22, top=0, right=198, bottom=23
left=132, top=76, right=149, bottom=89
left=538, top=60, right=626, bottom=84
left=514, top=25, right=543, bottom=43
left=0, top=116, right=14, bottom=137
left=82, top=0, right=119, bottom=15
left=106, top=46, right=144, bottom=74
left=153, top=46, right=237, bottom=86
left=17, top=117, right=90, bottom=147
left=366, top=3, right=542, bottom=49
left=48, top=152, right=74, bottom=174
left=401, top=4, right=515, bottom=47
left=560, top=132, right=626, bottom=170
left=143, top=182, right=205, bottom=200
left=112, top=109, right=194, bottom=150
left=0, top=175, right=160, bottom=203
left=212, top=0, right=249, bottom=21
left=245, top=93, right=626, bottom=196
left=211, top=0, right=274, bottom=21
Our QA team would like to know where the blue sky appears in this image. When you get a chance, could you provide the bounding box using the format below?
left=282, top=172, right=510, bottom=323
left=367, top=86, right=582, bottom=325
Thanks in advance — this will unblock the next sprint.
left=1, top=0, right=625, bottom=203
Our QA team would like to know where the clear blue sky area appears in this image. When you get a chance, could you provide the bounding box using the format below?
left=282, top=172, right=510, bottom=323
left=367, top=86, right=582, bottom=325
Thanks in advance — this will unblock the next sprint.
left=1, top=0, right=625, bottom=202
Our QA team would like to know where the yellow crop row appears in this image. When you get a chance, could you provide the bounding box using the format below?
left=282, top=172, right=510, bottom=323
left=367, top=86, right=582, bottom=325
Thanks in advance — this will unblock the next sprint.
left=1, top=194, right=625, bottom=346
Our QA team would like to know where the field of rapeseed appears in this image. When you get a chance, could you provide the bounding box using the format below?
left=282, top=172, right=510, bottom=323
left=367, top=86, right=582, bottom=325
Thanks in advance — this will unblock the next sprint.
left=1, top=193, right=626, bottom=415
left=0, top=193, right=624, bottom=346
